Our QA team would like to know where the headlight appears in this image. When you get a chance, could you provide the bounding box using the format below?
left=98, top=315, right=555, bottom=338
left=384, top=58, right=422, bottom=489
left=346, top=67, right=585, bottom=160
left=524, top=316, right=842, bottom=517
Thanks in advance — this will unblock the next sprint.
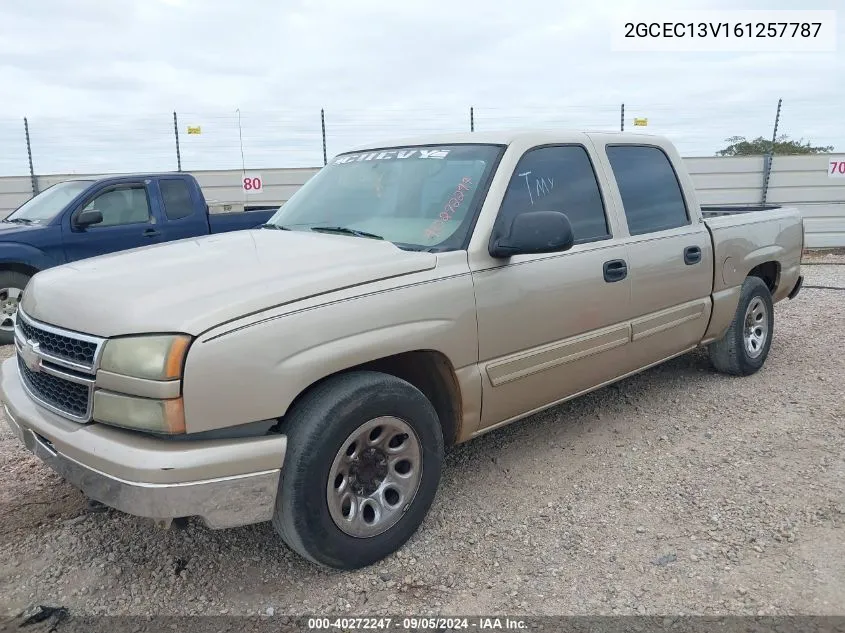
left=100, top=334, right=191, bottom=380
left=93, top=391, right=185, bottom=435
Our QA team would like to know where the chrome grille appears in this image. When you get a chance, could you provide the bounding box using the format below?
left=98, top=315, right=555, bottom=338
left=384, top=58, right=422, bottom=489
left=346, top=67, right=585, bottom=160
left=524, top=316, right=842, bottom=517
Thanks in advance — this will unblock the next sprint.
left=16, top=311, right=99, bottom=368
left=14, top=309, right=103, bottom=422
left=17, top=355, right=90, bottom=418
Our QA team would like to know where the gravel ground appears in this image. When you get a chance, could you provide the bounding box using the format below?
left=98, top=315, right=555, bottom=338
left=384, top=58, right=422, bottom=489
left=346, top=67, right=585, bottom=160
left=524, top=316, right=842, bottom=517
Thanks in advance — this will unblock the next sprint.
left=0, top=263, right=843, bottom=620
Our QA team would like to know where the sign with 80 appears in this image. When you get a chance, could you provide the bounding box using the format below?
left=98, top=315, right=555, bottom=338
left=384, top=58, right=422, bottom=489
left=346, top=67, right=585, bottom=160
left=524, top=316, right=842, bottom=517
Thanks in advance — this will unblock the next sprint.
left=242, top=173, right=264, bottom=194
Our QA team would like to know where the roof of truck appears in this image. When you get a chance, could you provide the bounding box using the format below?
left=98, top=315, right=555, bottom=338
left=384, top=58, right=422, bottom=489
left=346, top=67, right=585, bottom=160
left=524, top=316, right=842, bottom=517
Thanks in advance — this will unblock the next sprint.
left=79, top=172, right=192, bottom=181
left=344, top=129, right=666, bottom=153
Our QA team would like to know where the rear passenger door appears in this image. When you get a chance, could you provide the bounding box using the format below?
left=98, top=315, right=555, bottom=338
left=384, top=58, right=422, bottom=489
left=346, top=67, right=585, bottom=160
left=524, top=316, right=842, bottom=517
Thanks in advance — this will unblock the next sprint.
left=603, top=144, right=713, bottom=365
left=156, top=177, right=206, bottom=242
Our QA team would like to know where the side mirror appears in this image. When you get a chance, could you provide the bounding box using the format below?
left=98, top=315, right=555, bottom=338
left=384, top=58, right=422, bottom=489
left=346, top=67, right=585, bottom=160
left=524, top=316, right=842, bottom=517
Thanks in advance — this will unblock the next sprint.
left=489, top=211, right=575, bottom=258
left=75, top=210, right=103, bottom=229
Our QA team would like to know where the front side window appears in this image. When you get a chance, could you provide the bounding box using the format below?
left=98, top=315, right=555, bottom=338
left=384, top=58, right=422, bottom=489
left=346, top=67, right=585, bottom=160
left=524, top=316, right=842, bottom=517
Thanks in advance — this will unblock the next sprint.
left=497, top=145, right=610, bottom=244
left=82, top=185, right=151, bottom=227
left=606, top=145, right=689, bottom=235
left=266, top=144, right=503, bottom=250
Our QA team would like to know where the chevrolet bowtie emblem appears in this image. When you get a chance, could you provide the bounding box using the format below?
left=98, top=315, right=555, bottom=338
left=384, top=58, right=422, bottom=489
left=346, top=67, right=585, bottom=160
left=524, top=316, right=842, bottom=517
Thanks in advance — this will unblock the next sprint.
left=20, top=339, right=41, bottom=373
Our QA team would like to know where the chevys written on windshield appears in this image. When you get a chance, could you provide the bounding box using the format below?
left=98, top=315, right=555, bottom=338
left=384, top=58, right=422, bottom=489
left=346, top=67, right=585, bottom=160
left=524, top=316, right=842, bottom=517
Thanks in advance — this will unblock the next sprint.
left=333, top=148, right=452, bottom=164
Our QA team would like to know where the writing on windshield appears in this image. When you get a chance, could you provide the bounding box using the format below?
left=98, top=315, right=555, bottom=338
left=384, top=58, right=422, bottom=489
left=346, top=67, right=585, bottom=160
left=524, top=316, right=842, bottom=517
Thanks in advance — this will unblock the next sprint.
left=333, top=148, right=451, bottom=164
left=424, top=177, right=473, bottom=240
left=267, top=144, right=503, bottom=251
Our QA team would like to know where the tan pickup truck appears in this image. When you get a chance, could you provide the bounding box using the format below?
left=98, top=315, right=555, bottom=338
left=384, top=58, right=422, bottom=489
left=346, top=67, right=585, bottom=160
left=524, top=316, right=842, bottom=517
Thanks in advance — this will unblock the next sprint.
left=1, top=131, right=804, bottom=569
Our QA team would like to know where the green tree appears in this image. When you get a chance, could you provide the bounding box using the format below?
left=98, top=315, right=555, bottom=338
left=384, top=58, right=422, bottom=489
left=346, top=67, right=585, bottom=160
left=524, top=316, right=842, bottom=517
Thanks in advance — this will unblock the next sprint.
left=716, top=134, right=834, bottom=156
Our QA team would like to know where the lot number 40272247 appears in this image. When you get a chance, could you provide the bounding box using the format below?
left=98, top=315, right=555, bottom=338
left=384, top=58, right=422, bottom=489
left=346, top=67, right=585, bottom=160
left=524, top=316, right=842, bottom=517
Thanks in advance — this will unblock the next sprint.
left=829, top=159, right=845, bottom=178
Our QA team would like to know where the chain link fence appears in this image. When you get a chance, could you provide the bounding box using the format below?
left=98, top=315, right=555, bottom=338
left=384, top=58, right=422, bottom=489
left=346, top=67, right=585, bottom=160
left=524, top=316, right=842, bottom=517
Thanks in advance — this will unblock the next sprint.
left=1, top=98, right=841, bottom=189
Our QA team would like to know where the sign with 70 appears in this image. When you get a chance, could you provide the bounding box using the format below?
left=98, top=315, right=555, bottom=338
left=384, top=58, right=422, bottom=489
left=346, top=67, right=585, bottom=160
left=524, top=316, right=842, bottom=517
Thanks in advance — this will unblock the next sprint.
left=829, top=159, right=845, bottom=178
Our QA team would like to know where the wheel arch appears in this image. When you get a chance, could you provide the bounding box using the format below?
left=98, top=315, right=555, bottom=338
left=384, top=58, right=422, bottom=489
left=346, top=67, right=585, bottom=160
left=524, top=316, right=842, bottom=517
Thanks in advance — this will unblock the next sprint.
left=279, top=349, right=463, bottom=447
left=747, top=260, right=780, bottom=294
left=0, top=261, right=40, bottom=279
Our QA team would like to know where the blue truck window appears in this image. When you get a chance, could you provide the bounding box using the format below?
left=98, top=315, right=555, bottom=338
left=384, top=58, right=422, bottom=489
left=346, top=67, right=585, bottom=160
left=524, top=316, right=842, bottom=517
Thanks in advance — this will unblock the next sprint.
left=83, top=185, right=151, bottom=227
left=160, top=179, right=194, bottom=220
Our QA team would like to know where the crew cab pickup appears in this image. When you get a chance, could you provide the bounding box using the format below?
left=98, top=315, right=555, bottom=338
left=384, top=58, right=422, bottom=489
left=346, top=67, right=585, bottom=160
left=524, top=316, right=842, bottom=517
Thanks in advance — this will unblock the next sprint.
left=0, top=131, right=804, bottom=570
left=0, top=173, right=275, bottom=342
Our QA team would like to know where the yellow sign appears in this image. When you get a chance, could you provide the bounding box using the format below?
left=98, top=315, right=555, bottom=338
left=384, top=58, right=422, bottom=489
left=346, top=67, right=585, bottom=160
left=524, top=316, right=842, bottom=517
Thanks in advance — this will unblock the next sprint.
left=633, top=117, right=648, bottom=127
left=187, top=125, right=202, bottom=135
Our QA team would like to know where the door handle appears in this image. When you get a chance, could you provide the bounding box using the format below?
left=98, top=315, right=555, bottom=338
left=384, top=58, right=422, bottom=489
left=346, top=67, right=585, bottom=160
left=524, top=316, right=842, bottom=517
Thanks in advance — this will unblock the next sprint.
left=603, top=259, right=628, bottom=283
left=684, top=246, right=702, bottom=265
left=143, top=229, right=162, bottom=238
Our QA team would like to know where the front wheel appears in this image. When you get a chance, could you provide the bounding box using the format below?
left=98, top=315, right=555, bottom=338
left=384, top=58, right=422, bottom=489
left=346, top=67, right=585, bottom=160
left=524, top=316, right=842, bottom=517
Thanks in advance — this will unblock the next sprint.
left=0, top=271, right=30, bottom=345
left=708, top=276, right=774, bottom=376
left=272, top=371, right=444, bottom=569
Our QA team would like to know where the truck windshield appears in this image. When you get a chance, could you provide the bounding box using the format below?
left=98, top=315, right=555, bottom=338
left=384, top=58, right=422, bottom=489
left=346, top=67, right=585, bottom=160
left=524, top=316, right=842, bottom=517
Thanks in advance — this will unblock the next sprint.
left=265, top=144, right=503, bottom=250
left=6, top=180, right=93, bottom=224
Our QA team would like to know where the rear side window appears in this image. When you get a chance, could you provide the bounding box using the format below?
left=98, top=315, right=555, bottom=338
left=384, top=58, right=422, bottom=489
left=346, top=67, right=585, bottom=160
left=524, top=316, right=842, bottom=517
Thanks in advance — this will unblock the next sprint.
left=498, top=145, right=609, bottom=244
left=605, top=145, right=689, bottom=235
left=160, top=179, right=194, bottom=220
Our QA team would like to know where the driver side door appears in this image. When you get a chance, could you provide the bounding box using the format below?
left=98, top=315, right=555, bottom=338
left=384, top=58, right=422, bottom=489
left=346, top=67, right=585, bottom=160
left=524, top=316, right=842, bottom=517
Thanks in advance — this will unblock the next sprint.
left=62, top=182, right=163, bottom=262
left=470, top=144, right=632, bottom=430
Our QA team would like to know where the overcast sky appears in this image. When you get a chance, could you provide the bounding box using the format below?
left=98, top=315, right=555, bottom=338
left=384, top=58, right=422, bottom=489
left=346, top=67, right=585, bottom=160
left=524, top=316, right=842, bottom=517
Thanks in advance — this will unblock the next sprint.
left=0, top=0, right=842, bottom=175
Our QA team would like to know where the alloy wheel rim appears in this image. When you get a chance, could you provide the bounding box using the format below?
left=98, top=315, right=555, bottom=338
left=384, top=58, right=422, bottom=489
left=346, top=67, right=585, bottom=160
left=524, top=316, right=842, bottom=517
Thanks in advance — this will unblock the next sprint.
left=0, top=287, right=21, bottom=333
left=326, top=416, right=422, bottom=538
left=743, top=297, right=768, bottom=359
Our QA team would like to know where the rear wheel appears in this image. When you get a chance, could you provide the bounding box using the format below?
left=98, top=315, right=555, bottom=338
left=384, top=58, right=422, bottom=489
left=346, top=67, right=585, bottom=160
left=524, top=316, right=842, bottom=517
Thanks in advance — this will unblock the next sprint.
left=708, top=276, right=774, bottom=376
left=0, top=271, right=30, bottom=345
left=272, top=371, right=444, bottom=569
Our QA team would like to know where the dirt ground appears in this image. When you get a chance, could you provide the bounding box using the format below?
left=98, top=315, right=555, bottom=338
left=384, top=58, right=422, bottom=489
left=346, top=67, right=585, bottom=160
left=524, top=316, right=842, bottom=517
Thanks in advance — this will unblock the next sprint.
left=0, top=262, right=843, bottom=620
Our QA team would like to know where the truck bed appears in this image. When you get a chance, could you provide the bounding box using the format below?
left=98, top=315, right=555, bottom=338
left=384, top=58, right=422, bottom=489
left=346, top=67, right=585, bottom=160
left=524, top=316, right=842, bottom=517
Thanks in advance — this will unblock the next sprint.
left=702, top=204, right=803, bottom=304
left=701, top=204, right=782, bottom=217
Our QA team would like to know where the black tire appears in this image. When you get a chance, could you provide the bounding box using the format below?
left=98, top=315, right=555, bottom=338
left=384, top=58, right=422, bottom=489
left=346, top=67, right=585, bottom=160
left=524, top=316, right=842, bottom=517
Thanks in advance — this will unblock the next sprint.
left=708, top=276, right=774, bottom=376
left=0, top=270, right=31, bottom=346
left=272, top=370, right=444, bottom=569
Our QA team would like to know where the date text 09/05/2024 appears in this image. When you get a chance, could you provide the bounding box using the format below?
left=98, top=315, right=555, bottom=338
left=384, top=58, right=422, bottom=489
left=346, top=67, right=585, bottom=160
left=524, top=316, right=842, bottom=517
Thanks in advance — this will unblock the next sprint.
left=307, top=617, right=528, bottom=630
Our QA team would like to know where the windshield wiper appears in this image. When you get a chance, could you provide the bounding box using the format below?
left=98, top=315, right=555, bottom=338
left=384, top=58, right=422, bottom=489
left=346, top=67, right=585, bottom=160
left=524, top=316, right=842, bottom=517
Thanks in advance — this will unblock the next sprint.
left=310, top=226, right=384, bottom=240
left=2, top=217, right=36, bottom=225
left=258, top=223, right=290, bottom=230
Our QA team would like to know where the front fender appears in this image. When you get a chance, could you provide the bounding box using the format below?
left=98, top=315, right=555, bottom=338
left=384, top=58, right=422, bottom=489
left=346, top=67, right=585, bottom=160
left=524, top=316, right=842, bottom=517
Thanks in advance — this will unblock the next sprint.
left=0, top=243, right=56, bottom=274
left=181, top=273, right=479, bottom=434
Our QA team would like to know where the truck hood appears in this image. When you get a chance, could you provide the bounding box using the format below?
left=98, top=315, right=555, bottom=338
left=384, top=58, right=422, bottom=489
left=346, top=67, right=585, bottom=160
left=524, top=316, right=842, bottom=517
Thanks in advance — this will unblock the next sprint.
left=0, top=222, right=47, bottom=240
left=21, top=230, right=437, bottom=337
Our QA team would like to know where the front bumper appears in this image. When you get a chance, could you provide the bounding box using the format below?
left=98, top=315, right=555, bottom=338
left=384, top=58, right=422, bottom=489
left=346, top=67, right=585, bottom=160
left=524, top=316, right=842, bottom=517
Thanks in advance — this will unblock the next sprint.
left=0, top=357, right=286, bottom=529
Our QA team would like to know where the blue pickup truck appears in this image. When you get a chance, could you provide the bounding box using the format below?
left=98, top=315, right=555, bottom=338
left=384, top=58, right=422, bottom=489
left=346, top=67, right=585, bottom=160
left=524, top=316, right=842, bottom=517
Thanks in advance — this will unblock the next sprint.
left=0, top=172, right=275, bottom=343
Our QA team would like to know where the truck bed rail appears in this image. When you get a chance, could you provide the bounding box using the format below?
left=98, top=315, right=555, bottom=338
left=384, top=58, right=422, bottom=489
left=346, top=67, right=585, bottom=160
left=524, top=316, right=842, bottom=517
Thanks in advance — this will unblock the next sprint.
left=701, top=204, right=782, bottom=217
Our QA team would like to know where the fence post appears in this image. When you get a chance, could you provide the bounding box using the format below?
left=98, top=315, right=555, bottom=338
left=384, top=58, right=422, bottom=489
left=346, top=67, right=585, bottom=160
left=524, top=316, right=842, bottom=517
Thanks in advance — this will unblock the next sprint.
left=470, top=106, right=475, bottom=132
left=321, top=108, right=327, bottom=166
left=761, top=98, right=782, bottom=206
left=620, top=103, right=625, bottom=131
left=24, top=117, right=37, bottom=196
left=173, top=111, right=182, bottom=171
